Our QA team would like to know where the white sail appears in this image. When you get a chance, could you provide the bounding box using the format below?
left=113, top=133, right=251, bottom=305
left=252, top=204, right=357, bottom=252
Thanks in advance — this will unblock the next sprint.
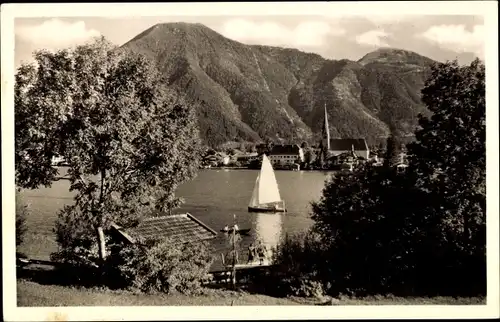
left=257, top=155, right=282, bottom=205
left=248, top=175, right=260, bottom=207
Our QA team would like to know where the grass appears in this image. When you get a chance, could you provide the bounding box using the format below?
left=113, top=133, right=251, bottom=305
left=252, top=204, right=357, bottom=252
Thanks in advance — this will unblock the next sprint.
left=17, top=279, right=485, bottom=307
left=17, top=280, right=310, bottom=306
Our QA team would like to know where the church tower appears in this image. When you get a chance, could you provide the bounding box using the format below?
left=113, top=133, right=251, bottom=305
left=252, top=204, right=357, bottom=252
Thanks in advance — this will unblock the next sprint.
left=321, top=103, right=330, bottom=150
left=318, top=103, right=330, bottom=168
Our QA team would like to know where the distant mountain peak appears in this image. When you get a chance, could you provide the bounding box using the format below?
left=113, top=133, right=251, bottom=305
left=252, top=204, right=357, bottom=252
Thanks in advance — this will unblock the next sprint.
left=121, top=23, right=434, bottom=147
left=358, top=47, right=436, bottom=67
left=123, top=22, right=221, bottom=46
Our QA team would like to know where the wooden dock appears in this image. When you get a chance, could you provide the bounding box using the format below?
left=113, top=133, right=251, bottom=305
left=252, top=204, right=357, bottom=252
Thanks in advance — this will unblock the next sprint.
left=210, top=260, right=272, bottom=273
left=205, top=261, right=275, bottom=286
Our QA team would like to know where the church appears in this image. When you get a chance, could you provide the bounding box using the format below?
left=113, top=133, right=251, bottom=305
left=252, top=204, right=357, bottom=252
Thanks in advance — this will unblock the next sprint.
left=319, top=104, right=370, bottom=160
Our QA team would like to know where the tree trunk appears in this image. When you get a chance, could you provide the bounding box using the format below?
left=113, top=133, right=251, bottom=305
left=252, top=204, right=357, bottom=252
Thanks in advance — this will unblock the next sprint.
left=96, top=168, right=107, bottom=265
left=96, top=226, right=107, bottom=263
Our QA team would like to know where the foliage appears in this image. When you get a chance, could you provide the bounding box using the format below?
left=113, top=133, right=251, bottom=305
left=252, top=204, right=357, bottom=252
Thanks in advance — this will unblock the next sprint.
left=310, top=164, right=426, bottom=296
left=16, top=190, right=29, bottom=247
left=383, top=125, right=402, bottom=168
left=267, top=231, right=326, bottom=297
left=15, top=36, right=201, bottom=268
left=407, top=58, right=486, bottom=294
left=110, top=239, right=214, bottom=294
left=303, top=148, right=316, bottom=166
left=304, top=59, right=486, bottom=297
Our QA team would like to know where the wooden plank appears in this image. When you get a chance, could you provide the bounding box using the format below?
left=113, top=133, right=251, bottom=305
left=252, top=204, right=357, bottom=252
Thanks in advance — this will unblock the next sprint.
left=185, top=212, right=218, bottom=237
left=110, top=223, right=136, bottom=244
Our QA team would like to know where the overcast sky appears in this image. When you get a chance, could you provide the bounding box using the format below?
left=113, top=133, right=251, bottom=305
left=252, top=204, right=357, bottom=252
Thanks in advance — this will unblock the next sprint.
left=14, top=15, right=484, bottom=69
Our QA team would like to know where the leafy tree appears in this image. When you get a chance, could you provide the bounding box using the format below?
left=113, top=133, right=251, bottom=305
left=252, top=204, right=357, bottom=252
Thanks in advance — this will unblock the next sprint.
left=407, top=58, right=486, bottom=294
left=265, top=138, right=274, bottom=152
left=383, top=125, right=402, bottom=168
left=309, top=163, right=432, bottom=296
left=303, top=148, right=316, bottom=166
left=15, top=37, right=201, bottom=267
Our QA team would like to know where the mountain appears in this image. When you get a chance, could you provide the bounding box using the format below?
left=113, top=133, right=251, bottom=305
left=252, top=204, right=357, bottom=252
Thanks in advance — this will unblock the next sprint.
left=121, top=22, right=436, bottom=147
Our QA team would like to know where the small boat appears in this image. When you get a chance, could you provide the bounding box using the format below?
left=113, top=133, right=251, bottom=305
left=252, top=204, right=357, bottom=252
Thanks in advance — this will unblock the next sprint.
left=16, top=252, right=31, bottom=268
left=248, top=154, right=286, bottom=213
left=220, top=228, right=251, bottom=235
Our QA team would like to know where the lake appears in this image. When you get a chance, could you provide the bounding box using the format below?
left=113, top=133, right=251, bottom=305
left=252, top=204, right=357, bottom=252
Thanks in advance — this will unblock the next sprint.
left=19, top=168, right=333, bottom=270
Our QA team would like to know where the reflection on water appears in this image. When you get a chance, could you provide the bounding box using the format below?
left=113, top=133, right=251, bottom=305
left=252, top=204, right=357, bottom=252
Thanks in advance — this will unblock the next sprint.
left=253, top=212, right=283, bottom=250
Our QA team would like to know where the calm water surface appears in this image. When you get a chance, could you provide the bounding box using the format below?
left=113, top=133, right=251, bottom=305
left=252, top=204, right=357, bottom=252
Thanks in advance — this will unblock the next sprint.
left=21, top=168, right=333, bottom=269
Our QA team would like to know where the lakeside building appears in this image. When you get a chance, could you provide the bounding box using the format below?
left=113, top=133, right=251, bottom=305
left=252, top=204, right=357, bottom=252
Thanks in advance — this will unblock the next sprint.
left=329, top=138, right=370, bottom=160
left=268, top=144, right=304, bottom=166
left=234, top=152, right=259, bottom=163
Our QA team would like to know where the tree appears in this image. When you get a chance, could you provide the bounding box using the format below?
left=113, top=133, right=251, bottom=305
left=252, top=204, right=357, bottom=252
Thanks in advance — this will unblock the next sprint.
left=383, top=125, right=402, bottom=168
left=265, top=138, right=274, bottom=153
left=303, top=148, right=316, bottom=166
left=15, top=37, right=201, bottom=267
left=407, top=59, right=486, bottom=294
left=309, top=163, right=432, bottom=296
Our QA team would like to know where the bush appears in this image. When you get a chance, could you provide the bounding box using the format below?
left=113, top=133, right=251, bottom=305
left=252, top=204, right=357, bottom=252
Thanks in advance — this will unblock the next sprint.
left=51, top=205, right=107, bottom=268
left=111, top=238, right=214, bottom=294
left=16, top=191, right=29, bottom=247
left=266, top=231, right=327, bottom=298
left=50, top=204, right=126, bottom=286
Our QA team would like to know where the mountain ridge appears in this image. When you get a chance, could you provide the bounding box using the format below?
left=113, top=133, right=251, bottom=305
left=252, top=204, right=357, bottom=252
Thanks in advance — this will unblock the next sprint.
left=121, top=22, right=436, bottom=147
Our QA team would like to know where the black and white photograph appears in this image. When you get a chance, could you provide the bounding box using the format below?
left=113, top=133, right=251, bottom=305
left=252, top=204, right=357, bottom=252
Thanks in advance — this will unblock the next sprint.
left=2, top=2, right=498, bottom=321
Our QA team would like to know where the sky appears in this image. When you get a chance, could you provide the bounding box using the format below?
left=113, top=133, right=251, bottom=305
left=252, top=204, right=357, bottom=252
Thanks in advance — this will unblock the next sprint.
left=14, top=15, right=485, bottom=69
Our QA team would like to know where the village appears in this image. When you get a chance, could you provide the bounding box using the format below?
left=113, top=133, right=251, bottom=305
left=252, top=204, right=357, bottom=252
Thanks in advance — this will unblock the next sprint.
left=200, top=107, right=409, bottom=173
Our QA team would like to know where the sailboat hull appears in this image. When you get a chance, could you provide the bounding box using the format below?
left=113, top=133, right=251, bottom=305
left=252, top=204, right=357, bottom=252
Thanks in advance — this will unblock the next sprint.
left=248, top=206, right=286, bottom=213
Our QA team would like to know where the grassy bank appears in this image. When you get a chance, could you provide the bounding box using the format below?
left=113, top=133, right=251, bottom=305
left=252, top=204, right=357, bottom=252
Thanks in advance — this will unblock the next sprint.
left=17, top=280, right=485, bottom=306
left=17, top=280, right=308, bottom=306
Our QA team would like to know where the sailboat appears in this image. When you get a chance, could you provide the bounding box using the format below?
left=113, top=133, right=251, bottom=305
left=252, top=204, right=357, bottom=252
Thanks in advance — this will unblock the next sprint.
left=248, top=154, right=286, bottom=213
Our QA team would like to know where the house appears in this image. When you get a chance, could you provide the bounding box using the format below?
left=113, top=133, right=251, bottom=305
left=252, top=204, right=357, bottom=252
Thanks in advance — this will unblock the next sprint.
left=222, top=156, right=231, bottom=166
left=234, top=152, right=259, bottom=163
left=111, top=213, right=218, bottom=246
left=331, top=151, right=357, bottom=166
left=268, top=144, right=304, bottom=166
left=329, top=138, right=370, bottom=160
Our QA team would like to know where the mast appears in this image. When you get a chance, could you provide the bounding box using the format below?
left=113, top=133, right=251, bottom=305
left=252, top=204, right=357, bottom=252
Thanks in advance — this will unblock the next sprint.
left=231, top=213, right=237, bottom=289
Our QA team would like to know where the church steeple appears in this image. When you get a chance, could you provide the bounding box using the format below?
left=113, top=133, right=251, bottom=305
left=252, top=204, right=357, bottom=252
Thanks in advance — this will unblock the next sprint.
left=322, top=103, right=331, bottom=150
